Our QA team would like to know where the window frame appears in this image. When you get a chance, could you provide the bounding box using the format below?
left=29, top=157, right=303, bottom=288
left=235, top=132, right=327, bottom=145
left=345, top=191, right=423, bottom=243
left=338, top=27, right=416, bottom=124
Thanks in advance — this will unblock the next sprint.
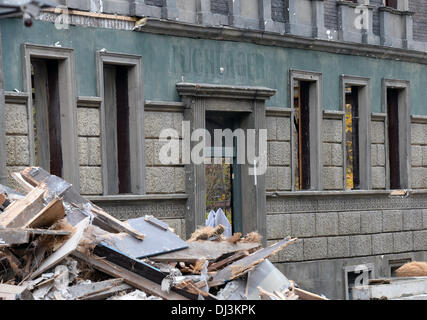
left=340, top=75, right=371, bottom=190
left=343, top=263, right=375, bottom=300
left=22, top=44, right=79, bottom=190
left=382, top=78, right=411, bottom=190
left=289, top=69, right=323, bottom=191
left=96, top=51, right=146, bottom=195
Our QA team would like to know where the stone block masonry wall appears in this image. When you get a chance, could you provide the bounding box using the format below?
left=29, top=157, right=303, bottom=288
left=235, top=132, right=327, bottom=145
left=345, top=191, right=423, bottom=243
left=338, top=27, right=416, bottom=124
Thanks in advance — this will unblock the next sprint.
left=266, top=194, right=427, bottom=297
left=371, top=119, right=386, bottom=189
left=266, top=194, right=427, bottom=262
left=322, top=118, right=343, bottom=190
left=266, top=115, right=292, bottom=191
left=410, top=0, right=427, bottom=42
left=144, top=110, right=185, bottom=194
left=77, top=106, right=103, bottom=195
left=4, top=100, right=30, bottom=191
left=411, top=121, right=427, bottom=189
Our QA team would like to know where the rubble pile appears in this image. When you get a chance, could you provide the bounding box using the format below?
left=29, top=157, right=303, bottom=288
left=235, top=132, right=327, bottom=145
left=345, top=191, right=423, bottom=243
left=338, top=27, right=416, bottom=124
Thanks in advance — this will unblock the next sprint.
left=0, top=167, right=327, bottom=300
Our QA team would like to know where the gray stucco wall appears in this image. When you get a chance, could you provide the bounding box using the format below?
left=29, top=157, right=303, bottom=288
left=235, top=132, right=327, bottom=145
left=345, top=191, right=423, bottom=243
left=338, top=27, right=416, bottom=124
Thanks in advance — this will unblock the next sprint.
left=371, top=0, right=384, bottom=36
left=266, top=194, right=427, bottom=299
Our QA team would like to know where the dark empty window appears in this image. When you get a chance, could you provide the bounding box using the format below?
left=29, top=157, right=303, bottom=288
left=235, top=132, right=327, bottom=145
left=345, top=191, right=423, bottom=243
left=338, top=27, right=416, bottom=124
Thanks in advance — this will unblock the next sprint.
left=294, top=80, right=311, bottom=190
left=345, top=86, right=360, bottom=190
left=387, top=88, right=401, bottom=189
left=385, top=0, right=398, bottom=9
left=145, top=0, right=163, bottom=7
left=31, top=59, right=63, bottom=177
left=104, top=65, right=131, bottom=194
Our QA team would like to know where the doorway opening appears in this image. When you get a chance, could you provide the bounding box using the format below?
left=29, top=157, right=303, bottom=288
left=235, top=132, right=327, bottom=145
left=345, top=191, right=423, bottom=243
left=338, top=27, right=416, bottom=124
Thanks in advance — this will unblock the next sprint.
left=103, top=64, right=132, bottom=194
left=31, top=58, right=63, bottom=178
left=205, top=111, right=243, bottom=234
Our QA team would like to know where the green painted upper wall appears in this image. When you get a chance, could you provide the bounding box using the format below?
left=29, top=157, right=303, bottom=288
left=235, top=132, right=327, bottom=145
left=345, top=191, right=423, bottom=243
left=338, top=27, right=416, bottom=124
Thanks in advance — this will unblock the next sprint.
left=1, top=18, right=427, bottom=114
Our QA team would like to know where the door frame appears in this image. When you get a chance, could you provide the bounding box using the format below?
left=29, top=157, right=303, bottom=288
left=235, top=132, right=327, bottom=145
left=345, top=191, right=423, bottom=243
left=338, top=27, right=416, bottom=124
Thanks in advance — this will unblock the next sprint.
left=176, top=82, right=276, bottom=243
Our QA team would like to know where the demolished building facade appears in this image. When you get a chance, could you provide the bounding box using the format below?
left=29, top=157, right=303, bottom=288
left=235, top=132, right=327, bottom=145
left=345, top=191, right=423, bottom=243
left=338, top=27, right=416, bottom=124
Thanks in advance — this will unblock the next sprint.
left=0, top=0, right=427, bottom=299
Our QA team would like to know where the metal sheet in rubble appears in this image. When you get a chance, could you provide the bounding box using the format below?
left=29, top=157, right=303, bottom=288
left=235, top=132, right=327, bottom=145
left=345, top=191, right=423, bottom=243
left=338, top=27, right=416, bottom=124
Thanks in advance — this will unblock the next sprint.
left=216, top=260, right=291, bottom=300
left=97, top=216, right=188, bottom=259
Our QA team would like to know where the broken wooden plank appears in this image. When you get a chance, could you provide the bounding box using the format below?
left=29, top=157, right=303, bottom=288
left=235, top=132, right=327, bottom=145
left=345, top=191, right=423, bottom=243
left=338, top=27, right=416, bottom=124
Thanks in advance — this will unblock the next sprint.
left=208, top=250, right=249, bottom=272
left=66, top=278, right=132, bottom=300
left=0, top=187, right=46, bottom=228
left=0, top=228, right=72, bottom=246
left=293, top=287, right=328, bottom=300
left=11, top=172, right=35, bottom=193
left=211, top=237, right=297, bottom=285
left=23, top=197, right=65, bottom=229
left=144, top=215, right=169, bottom=231
left=0, top=247, right=23, bottom=273
left=79, top=283, right=133, bottom=300
left=0, top=284, right=34, bottom=300
left=151, top=241, right=261, bottom=264
left=29, top=217, right=90, bottom=279
left=0, top=229, right=31, bottom=245
left=91, top=206, right=145, bottom=240
left=92, top=242, right=200, bottom=299
left=71, top=251, right=189, bottom=300
left=20, top=167, right=145, bottom=240
left=257, top=286, right=279, bottom=300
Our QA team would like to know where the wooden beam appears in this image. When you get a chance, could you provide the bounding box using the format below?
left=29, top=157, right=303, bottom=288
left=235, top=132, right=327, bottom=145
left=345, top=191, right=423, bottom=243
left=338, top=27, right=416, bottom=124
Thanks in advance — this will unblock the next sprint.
left=91, top=206, right=145, bottom=240
left=29, top=217, right=90, bottom=279
left=0, top=284, right=34, bottom=300
left=71, top=251, right=189, bottom=300
left=208, top=250, right=249, bottom=272
left=66, top=278, right=132, bottom=300
left=11, top=172, right=34, bottom=193
left=293, top=287, right=328, bottom=300
left=23, top=197, right=65, bottom=229
left=151, top=241, right=261, bottom=264
left=211, top=237, right=297, bottom=285
left=0, top=228, right=71, bottom=246
left=0, top=187, right=45, bottom=228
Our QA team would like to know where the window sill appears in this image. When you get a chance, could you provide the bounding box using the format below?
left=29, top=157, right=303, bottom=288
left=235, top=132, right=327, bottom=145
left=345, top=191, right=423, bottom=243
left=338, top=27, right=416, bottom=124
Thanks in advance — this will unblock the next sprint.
left=266, top=189, right=427, bottom=198
left=378, top=7, right=415, bottom=16
left=336, top=1, right=375, bottom=10
left=86, top=193, right=188, bottom=202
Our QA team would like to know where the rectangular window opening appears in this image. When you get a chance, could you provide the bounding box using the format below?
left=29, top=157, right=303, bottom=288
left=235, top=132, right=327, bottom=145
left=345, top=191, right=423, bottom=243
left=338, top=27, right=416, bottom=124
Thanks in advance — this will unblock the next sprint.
left=104, top=64, right=132, bottom=194
left=389, top=258, right=412, bottom=277
left=345, top=86, right=360, bottom=190
left=385, top=0, right=398, bottom=9
left=31, top=58, right=63, bottom=178
left=387, top=87, right=401, bottom=189
left=293, top=80, right=311, bottom=190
